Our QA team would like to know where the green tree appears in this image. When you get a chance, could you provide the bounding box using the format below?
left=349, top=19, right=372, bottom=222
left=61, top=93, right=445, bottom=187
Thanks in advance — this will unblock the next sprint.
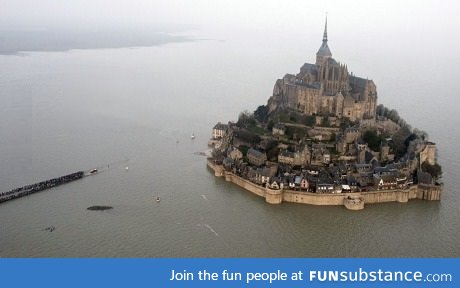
left=390, top=126, right=412, bottom=159
left=265, top=140, right=279, bottom=161
left=235, top=130, right=261, bottom=145
left=376, top=104, right=384, bottom=116
left=267, top=120, right=274, bottom=131
left=305, top=115, right=315, bottom=126
left=362, top=130, right=381, bottom=151
left=289, top=113, right=298, bottom=123
left=254, top=105, right=268, bottom=123
left=421, top=161, right=442, bottom=179
left=329, top=132, right=336, bottom=142
left=237, top=110, right=256, bottom=128
left=388, top=109, right=400, bottom=123
left=413, top=128, right=429, bottom=140
left=238, top=145, right=249, bottom=156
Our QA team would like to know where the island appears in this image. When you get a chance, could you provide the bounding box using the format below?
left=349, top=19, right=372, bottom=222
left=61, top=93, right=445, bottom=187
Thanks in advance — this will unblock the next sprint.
left=207, top=18, right=443, bottom=210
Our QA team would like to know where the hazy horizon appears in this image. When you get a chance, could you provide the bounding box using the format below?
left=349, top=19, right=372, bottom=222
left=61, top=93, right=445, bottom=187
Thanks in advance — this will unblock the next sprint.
left=2, top=1, right=460, bottom=138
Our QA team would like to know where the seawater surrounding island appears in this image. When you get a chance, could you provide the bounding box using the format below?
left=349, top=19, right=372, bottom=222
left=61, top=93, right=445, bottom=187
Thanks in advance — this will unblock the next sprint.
left=208, top=19, right=443, bottom=210
left=0, top=26, right=458, bottom=257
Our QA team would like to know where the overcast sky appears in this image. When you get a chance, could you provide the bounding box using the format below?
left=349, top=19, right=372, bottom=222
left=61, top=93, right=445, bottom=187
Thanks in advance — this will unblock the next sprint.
left=1, top=0, right=458, bottom=35
left=1, top=0, right=458, bottom=74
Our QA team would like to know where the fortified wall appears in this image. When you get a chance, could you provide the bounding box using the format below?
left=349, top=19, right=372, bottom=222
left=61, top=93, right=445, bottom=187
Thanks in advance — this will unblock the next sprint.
left=207, top=161, right=442, bottom=210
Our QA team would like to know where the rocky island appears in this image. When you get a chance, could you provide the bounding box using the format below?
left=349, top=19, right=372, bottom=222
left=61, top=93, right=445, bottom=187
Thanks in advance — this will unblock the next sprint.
left=208, top=18, right=443, bottom=210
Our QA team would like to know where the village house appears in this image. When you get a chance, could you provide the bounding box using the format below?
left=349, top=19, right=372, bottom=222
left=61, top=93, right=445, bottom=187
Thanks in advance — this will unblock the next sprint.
left=300, top=178, right=309, bottom=190
left=270, top=180, right=280, bottom=189
left=278, top=145, right=311, bottom=166
left=247, top=148, right=267, bottom=167
left=212, top=122, right=228, bottom=139
left=374, top=174, right=397, bottom=190
left=228, top=147, right=243, bottom=160
left=344, top=127, right=360, bottom=143
left=272, top=123, right=286, bottom=136
left=316, top=183, right=335, bottom=193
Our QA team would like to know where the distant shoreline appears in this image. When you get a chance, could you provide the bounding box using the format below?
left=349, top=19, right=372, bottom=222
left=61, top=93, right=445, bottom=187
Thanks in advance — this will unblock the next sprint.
left=0, top=29, right=195, bottom=55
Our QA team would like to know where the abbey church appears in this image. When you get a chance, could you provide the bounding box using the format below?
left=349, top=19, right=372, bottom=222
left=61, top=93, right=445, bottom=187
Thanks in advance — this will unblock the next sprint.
left=269, top=18, right=378, bottom=121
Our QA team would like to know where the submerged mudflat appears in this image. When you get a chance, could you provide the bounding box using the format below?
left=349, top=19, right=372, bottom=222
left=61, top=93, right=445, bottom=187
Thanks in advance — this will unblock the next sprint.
left=87, top=205, right=113, bottom=211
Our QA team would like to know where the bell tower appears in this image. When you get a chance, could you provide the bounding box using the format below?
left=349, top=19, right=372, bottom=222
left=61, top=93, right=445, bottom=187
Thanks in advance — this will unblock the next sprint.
left=316, top=15, right=332, bottom=65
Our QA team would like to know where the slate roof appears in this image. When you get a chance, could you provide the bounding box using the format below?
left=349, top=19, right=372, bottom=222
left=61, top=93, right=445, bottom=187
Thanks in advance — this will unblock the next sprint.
left=317, top=41, right=332, bottom=57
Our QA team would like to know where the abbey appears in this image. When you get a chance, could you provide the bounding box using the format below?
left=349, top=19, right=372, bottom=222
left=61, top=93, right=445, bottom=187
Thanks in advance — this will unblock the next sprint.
left=269, top=18, right=377, bottom=121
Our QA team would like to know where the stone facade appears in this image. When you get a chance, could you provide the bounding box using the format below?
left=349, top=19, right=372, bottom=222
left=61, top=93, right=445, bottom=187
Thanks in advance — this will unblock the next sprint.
left=268, top=18, right=377, bottom=121
left=212, top=122, right=228, bottom=139
left=420, top=142, right=437, bottom=165
left=247, top=148, right=267, bottom=167
left=209, top=161, right=442, bottom=210
left=278, top=146, right=310, bottom=166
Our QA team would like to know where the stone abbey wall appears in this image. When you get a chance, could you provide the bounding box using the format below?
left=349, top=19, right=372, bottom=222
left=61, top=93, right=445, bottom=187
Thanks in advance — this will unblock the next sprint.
left=207, top=161, right=442, bottom=210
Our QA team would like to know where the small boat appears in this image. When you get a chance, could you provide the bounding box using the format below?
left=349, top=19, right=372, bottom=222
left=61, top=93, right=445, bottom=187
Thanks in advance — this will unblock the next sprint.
left=89, top=168, right=98, bottom=174
left=125, top=166, right=129, bottom=171
left=156, top=196, right=161, bottom=202
left=191, top=132, right=195, bottom=140
left=44, top=226, right=56, bottom=232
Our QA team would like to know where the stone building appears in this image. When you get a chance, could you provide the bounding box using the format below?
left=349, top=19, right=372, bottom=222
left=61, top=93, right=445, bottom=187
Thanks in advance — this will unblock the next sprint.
left=272, top=123, right=286, bottom=136
left=247, top=148, right=267, bottom=167
left=420, top=142, right=437, bottom=165
left=268, top=17, right=377, bottom=121
left=278, top=146, right=311, bottom=166
left=212, top=122, right=228, bottom=139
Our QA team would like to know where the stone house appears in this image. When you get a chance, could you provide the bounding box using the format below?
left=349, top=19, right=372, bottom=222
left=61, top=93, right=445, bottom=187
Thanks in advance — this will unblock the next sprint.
left=278, top=146, right=311, bottom=166
left=212, top=122, right=228, bottom=139
left=270, top=180, right=280, bottom=189
left=247, top=148, right=267, bottom=167
left=316, top=183, right=334, bottom=193
left=380, top=143, right=391, bottom=162
left=344, top=127, right=360, bottom=143
left=420, top=142, right=437, bottom=165
left=229, top=148, right=243, bottom=160
left=373, top=175, right=397, bottom=190
left=300, top=178, right=309, bottom=190
left=272, top=123, right=286, bottom=136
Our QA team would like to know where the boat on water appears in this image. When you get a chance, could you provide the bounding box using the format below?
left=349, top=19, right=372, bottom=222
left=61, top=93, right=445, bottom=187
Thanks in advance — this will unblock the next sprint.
left=156, top=196, right=161, bottom=202
left=89, top=168, right=98, bottom=174
left=191, top=132, right=195, bottom=139
left=44, top=226, right=56, bottom=232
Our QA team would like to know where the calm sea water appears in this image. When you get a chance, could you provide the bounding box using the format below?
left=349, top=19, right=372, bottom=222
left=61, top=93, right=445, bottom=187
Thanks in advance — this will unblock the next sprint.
left=0, top=30, right=458, bottom=257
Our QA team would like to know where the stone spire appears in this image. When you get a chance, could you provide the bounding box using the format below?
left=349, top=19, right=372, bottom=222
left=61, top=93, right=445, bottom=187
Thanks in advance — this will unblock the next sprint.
left=323, top=14, right=328, bottom=42
left=316, top=14, right=332, bottom=65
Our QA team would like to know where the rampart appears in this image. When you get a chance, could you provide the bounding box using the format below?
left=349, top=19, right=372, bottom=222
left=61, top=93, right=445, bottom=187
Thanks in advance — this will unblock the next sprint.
left=207, top=161, right=442, bottom=210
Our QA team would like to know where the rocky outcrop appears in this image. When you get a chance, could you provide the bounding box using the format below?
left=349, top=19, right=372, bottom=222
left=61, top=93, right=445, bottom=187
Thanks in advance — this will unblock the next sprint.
left=87, top=206, right=113, bottom=211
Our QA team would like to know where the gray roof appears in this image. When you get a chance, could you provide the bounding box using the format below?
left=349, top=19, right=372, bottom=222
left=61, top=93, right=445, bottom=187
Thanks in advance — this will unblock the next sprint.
left=418, top=170, right=433, bottom=184
left=349, top=75, right=369, bottom=94
left=213, top=122, right=228, bottom=130
left=365, top=151, right=376, bottom=164
left=280, top=151, right=295, bottom=158
left=317, top=41, right=332, bottom=57
left=300, top=63, right=318, bottom=73
left=247, top=148, right=265, bottom=158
